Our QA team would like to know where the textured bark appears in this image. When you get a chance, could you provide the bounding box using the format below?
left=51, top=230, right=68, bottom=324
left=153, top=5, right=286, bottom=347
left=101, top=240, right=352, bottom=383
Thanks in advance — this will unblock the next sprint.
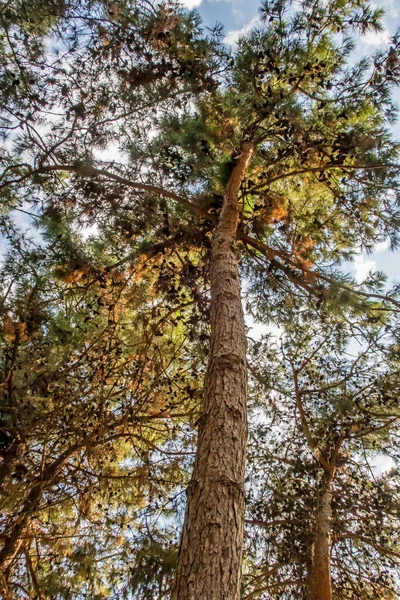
left=311, top=479, right=333, bottom=600
left=172, top=143, right=253, bottom=600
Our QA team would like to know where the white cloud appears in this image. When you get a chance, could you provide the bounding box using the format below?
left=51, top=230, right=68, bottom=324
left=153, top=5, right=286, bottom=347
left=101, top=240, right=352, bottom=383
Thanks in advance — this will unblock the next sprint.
left=362, top=28, right=391, bottom=48
left=0, top=238, right=8, bottom=268
left=224, top=16, right=260, bottom=46
left=9, top=206, right=43, bottom=244
left=80, top=223, right=99, bottom=240
left=93, top=142, right=125, bottom=164
left=379, top=0, right=400, bottom=20
left=180, top=0, right=203, bottom=8
left=231, top=8, right=245, bottom=23
left=363, top=0, right=399, bottom=46
left=371, top=453, right=395, bottom=476
left=374, top=239, right=390, bottom=253
left=245, top=312, right=284, bottom=342
left=353, top=254, right=376, bottom=284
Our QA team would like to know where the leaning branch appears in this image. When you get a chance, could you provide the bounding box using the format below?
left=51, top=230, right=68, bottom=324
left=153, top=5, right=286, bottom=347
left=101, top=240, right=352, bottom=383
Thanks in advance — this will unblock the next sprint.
left=243, top=579, right=307, bottom=599
left=36, top=164, right=210, bottom=219
left=239, top=232, right=400, bottom=310
left=335, top=530, right=400, bottom=560
left=5, top=163, right=400, bottom=311
left=290, top=361, right=332, bottom=473
left=266, top=162, right=400, bottom=186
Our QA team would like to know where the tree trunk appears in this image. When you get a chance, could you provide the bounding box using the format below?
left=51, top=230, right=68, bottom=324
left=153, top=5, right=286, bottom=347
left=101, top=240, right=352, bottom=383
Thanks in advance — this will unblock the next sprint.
left=311, top=477, right=333, bottom=600
left=172, top=143, right=253, bottom=600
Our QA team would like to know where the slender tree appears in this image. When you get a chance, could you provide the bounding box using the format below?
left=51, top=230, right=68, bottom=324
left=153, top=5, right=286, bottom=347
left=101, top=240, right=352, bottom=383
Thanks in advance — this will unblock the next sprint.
left=245, top=313, right=400, bottom=599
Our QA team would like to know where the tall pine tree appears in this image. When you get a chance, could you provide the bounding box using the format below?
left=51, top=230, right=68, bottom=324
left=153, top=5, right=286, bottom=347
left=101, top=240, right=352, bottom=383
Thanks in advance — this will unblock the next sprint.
left=1, top=0, right=400, bottom=597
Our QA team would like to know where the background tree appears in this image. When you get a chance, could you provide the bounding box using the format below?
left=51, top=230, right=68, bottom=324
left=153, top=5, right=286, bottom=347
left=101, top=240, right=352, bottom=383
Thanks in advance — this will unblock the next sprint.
left=245, top=312, right=400, bottom=599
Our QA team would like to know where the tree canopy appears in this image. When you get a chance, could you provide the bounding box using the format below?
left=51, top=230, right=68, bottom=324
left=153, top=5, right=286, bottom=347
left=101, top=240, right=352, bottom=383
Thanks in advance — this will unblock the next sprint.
left=0, top=0, right=399, bottom=598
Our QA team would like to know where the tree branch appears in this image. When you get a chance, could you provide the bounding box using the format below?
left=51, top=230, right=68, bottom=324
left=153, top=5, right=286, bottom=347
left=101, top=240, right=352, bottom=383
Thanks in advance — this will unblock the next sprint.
left=335, top=530, right=400, bottom=560
left=36, top=164, right=211, bottom=219
left=290, top=361, right=332, bottom=473
left=239, top=232, right=400, bottom=309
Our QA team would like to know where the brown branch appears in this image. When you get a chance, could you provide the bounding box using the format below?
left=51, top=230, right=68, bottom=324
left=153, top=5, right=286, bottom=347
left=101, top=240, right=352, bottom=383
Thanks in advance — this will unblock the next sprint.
left=238, top=232, right=400, bottom=310
left=245, top=518, right=306, bottom=528
left=36, top=164, right=211, bottom=219
left=267, top=162, right=400, bottom=185
left=243, top=578, right=307, bottom=598
left=239, top=233, right=315, bottom=294
left=290, top=362, right=332, bottom=473
left=6, top=162, right=400, bottom=310
left=350, top=417, right=399, bottom=439
left=24, top=547, right=45, bottom=600
left=243, top=562, right=287, bottom=588
left=307, top=269, right=400, bottom=309
left=334, top=530, right=400, bottom=560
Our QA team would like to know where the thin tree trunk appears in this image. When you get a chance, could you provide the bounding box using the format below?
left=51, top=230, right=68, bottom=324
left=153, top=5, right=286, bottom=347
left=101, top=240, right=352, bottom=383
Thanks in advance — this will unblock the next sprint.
left=311, top=477, right=333, bottom=600
left=172, top=143, right=253, bottom=600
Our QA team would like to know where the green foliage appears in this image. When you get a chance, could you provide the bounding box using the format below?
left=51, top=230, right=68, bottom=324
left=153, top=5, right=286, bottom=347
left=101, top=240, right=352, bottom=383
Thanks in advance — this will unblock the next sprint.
left=0, top=0, right=400, bottom=597
left=245, top=310, right=400, bottom=598
left=0, top=216, right=205, bottom=597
